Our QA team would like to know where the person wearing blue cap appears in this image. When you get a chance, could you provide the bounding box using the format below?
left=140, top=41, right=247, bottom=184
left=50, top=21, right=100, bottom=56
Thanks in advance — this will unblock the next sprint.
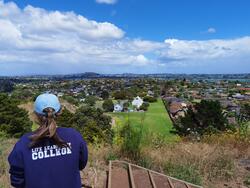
left=8, top=93, right=88, bottom=188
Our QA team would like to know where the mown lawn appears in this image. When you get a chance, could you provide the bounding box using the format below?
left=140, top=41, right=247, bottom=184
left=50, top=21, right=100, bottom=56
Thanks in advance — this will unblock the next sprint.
left=110, top=99, right=179, bottom=143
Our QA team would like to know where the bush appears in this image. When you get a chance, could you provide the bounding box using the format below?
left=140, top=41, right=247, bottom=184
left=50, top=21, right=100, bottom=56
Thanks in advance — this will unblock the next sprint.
left=137, top=155, right=153, bottom=169
left=84, top=96, right=97, bottom=106
left=0, top=93, right=32, bottom=137
left=56, top=108, right=74, bottom=128
left=120, top=123, right=143, bottom=161
left=113, top=90, right=127, bottom=100
left=139, top=102, right=149, bottom=111
left=143, top=96, right=157, bottom=103
left=123, top=102, right=129, bottom=111
left=102, top=99, right=114, bottom=112
left=244, top=176, right=250, bottom=187
left=105, top=152, right=119, bottom=163
left=72, top=106, right=113, bottom=143
left=62, top=95, right=79, bottom=106
left=101, top=90, right=109, bottom=100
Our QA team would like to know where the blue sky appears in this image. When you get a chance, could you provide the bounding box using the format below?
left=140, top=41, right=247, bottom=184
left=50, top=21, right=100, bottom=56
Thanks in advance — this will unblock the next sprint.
left=0, top=0, right=250, bottom=75
left=6, top=0, right=250, bottom=41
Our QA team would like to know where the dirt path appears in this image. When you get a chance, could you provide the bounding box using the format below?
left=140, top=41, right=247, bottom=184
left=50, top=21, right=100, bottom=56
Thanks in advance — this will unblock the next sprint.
left=60, top=99, right=77, bottom=113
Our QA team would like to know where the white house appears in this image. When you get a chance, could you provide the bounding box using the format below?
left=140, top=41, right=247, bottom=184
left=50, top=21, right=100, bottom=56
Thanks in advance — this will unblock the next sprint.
left=113, top=104, right=123, bottom=112
left=147, top=90, right=154, bottom=96
left=132, top=96, right=143, bottom=109
left=57, top=92, right=64, bottom=97
left=80, top=98, right=85, bottom=102
left=232, top=93, right=245, bottom=99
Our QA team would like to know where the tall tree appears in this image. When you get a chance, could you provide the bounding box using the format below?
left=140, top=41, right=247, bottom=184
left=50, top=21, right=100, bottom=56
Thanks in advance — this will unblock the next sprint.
left=175, top=100, right=228, bottom=136
left=101, top=90, right=109, bottom=100
left=0, top=93, right=32, bottom=137
left=0, top=80, right=14, bottom=93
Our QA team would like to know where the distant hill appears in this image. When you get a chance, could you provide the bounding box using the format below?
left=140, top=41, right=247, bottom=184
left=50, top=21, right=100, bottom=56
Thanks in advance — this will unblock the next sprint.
left=1, top=72, right=250, bottom=81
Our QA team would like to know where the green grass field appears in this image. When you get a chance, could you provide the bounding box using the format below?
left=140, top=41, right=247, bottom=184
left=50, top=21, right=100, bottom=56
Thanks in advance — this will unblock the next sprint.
left=110, top=99, right=179, bottom=143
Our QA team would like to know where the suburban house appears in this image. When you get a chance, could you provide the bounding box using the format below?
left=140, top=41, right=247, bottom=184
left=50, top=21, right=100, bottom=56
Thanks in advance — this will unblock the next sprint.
left=113, top=104, right=123, bottom=112
left=147, top=90, right=154, bottom=96
left=227, top=117, right=237, bottom=125
left=132, top=96, right=143, bottom=109
left=169, top=101, right=188, bottom=119
left=232, top=93, right=245, bottom=100
left=57, top=92, right=64, bottom=97
left=80, top=98, right=85, bottom=102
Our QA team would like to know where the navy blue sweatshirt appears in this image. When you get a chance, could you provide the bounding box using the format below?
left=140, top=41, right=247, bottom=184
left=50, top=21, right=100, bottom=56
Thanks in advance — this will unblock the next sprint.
left=8, top=127, right=88, bottom=188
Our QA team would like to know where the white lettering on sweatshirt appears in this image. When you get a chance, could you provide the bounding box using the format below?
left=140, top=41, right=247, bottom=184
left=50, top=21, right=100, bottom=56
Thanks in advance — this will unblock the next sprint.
left=31, top=143, right=72, bottom=160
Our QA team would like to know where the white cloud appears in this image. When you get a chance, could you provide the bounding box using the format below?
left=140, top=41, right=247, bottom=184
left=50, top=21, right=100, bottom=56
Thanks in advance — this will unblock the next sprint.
left=161, top=37, right=250, bottom=73
left=96, top=0, right=117, bottom=5
left=0, top=1, right=124, bottom=42
left=128, top=54, right=150, bottom=66
left=163, top=37, right=250, bottom=60
left=207, top=27, right=216, bottom=33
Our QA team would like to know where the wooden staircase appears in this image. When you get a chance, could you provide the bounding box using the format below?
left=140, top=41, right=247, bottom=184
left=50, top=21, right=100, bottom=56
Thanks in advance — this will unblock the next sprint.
left=107, top=160, right=203, bottom=188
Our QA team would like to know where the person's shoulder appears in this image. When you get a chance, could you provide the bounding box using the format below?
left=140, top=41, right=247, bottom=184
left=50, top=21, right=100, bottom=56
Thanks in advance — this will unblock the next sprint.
left=57, top=127, right=81, bottom=136
left=18, top=132, right=32, bottom=142
left=57, top=127, right=85, bottom=143
left=13, top=132, right=32, bottom=149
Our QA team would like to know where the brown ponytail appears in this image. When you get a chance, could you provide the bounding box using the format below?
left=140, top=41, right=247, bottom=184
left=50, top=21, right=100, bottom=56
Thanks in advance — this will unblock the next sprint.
left=29, top=108, right=68, bottom=148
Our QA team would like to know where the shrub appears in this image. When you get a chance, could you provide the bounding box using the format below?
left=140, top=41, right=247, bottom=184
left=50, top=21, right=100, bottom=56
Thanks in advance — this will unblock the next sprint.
left=244, top=176, right=250, bottom=187
left=62, top=95, right=79, bottom=106
left=102, top=99, right=114, bottom=112
left=84, top=96, right=97, bottom=106
left=143, top=96, right=157, bottom=103
left=72, top=106, right=113, bottom=143
left=105, top=152, right=119, bottom=163
left=0, top=93, right=32, bottom=138
left=113, top=90, right=127, bottom=100
left=100, top=90, right=109, bottom=100
left=120, top=123, right=143, bottom=161
left=56, top=108, right=74, bottom=128
left=139, top=102, right=149, bottom=111
left=137, top=155, right=153, bottom=169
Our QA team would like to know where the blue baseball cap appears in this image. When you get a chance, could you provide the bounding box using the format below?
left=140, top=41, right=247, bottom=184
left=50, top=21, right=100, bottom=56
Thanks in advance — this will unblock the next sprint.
left=34, top=93, right=61, bottom=115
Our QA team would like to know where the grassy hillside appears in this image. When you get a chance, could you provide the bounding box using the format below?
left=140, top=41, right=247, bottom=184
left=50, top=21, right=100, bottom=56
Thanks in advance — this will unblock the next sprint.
left=2, top=100, right=249, bottom=187
left=110, top=99, right=179, bottom=143
left=1, top=135, right=249, bottom=188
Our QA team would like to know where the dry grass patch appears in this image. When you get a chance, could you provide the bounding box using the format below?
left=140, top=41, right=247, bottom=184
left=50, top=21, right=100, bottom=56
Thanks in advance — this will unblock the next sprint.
left=142, top=140, right=249, bottom=188
left=0, top=138, right=17, bottom=188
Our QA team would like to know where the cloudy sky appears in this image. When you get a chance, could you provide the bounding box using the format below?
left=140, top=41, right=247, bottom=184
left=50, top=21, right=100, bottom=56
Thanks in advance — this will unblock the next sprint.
left=0, top=0, right=250, bottom=75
